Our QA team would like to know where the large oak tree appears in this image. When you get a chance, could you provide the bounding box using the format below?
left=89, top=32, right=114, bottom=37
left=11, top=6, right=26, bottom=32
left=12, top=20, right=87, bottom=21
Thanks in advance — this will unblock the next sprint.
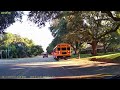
left=28, top=11, right=120, bottom=56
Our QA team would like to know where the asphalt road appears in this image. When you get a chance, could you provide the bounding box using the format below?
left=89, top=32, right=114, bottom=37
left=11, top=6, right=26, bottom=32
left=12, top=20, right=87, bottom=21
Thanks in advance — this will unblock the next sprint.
left=0, top=55, right=74, bottom=79
left=0, top=55, right=120, bottom=79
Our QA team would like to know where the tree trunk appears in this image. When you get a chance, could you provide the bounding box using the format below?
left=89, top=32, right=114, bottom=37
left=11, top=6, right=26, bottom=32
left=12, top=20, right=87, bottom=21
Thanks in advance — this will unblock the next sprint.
left=103, top=44, right=107, bottom=53
left=72, top=47, right=77, bottom=55
left=104, top=48, right=107, bottom=53
left=74, top=48, right=77, bottom=55
left=77, top=43, right=81, bottom=59
left=78, top=50, right=80, bottom=59
left=113, top=48, right=115, bottom=52
left=91, top=40, right=97, bottom=56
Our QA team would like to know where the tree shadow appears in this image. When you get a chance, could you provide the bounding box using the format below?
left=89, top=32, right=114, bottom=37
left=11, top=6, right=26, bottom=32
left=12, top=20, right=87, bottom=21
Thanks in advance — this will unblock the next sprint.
left=59, top=64, right=120, bottom=79
left=13, top=62, right=120, bottom=79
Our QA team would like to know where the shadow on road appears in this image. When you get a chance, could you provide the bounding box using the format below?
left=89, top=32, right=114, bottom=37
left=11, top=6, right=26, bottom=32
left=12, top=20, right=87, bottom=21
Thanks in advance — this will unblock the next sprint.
left=10, top=61, right=120, bottom=79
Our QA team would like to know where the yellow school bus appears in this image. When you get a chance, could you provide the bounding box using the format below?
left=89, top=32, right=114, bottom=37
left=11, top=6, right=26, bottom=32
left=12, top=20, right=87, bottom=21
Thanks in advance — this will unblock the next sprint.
left=52, top=43, right=71, bottom=60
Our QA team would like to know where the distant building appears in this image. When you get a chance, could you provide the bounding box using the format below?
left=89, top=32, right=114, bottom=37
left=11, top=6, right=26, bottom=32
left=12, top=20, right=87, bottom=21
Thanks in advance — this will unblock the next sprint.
left=81, top=44, right=104, bottom=54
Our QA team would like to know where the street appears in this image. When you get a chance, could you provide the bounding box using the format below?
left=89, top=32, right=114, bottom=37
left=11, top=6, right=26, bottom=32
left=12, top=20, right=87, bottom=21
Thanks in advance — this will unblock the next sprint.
left=0, top=55, right=120, bottom=79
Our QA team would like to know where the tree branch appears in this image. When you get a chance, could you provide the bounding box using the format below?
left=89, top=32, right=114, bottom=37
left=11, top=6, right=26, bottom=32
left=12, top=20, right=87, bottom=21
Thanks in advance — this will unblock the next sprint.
left=97, top=23, right=120, bottom=40
left=95, top=18, right=111, bottom=21
left=101, top=11, right=120, bottom=21
left=87, top=42, right=92, bottom=44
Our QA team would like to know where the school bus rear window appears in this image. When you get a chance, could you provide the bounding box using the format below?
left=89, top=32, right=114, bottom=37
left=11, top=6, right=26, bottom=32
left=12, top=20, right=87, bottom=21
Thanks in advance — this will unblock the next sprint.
left=62, top=48, right=66, bottom=50
left=57, top=48, right=60, bottom=51
left=67, top=47, right=70, bottom=50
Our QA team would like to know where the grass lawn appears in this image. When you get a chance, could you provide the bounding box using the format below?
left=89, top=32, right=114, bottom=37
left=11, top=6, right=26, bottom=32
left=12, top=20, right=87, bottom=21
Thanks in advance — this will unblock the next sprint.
left=71, top=52, right=120, bottom=58
left=97, top=52, right=120, bottom=56
left=71, top=52, right=120, bottom=62
left=90, top=53, right=120, bottom=60
left=71, top=54, right=92, bottom=58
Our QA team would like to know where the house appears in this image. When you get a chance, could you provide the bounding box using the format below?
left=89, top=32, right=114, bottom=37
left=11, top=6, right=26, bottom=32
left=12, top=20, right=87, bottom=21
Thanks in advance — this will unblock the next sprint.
left=81, top=44, right=104, bottom=54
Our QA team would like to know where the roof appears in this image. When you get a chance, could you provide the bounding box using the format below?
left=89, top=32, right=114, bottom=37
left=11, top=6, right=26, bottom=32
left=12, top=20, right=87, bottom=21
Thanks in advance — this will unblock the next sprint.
left=53, top=43, right=71, bottom=50
left=84, top=45, right=104, bottom=50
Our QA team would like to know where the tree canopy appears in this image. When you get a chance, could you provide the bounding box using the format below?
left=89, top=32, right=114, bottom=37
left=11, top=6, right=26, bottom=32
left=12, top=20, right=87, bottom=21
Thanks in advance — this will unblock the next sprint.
left=0, top=11, right=23, bottom=32
left=0, top=32, right=44, bottom=58
left=28, top=11, right=120, bottom=56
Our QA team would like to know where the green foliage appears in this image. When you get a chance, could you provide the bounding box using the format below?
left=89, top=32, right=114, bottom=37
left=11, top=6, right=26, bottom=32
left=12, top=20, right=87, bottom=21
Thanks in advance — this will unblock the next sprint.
left=117, top=27, right=120, bottom=35
left=31, top=45, right=44, bottom=56
left=46, top=43, right=54, bottom=54
left=46, top=17, right=68, bottom=53
left=100, top=31, right=120, bottom=53
left=0, top=11, right=23, bottom=31
left=28, top=11, right=61, bottom=28
left=29, top=11, right=120, bottom=56
left=0, top=32, right=44, bottom=59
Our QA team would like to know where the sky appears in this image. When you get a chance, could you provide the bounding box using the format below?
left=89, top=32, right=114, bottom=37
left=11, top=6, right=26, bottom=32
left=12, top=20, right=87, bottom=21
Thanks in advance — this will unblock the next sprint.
left=5, top=11, right=54, bottom=52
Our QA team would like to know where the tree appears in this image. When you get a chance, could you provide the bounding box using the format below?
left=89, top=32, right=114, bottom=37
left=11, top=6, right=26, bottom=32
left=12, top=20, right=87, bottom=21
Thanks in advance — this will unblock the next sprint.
left=46, top=17, right=69, bottom=54
left=28, top=11, right=120, bottom=29
left=100, top=34, right=111, bottom=53
left=46, top=44, right=54, bottom=54
left=0, top=11, right=23, bottom=52
left=31, top=45, right=44, bottom=56
left=61, top=11, right=120, bottom=56
left=62, top=11, right=85, bottom=58
left=28, top=11, right=120, bottom=56
left=48, top=12, right=85, bottom=58
left=0, top=11, right=23, bottom=31
left=101, top=11, right=120, bottom=21
left=0, top=32, right=44, bottom=58
left=83, top=11, right=120, bottom=55
left=28, top=11, right=62, bottom=28
left=100, top=31, right=120, bottom=53
left=109, top=32, right=120, bottom=51
left=46, top=36, right=62, bottom=54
